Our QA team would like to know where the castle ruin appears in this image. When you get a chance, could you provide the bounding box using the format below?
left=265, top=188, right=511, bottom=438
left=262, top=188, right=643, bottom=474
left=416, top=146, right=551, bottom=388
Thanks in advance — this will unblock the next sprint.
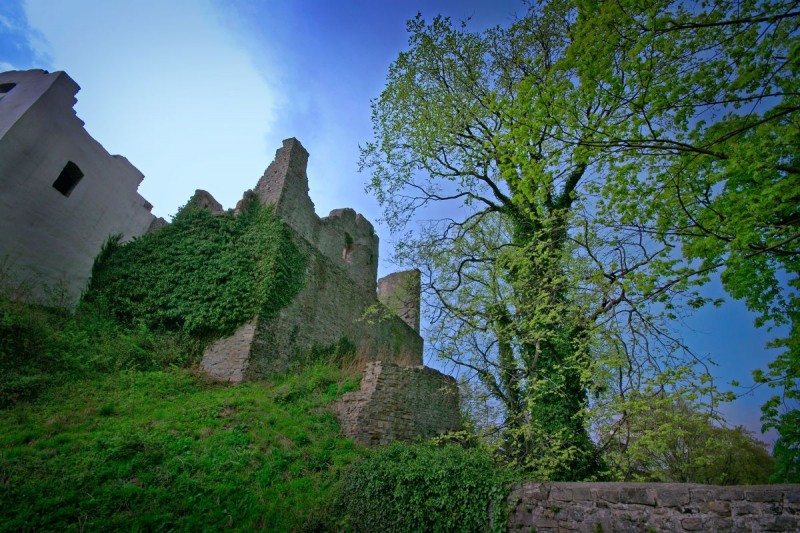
left=196, top=138, right=461, bottom=444
left=0, top=70, right=160, bottom=304
left=0, top=68, right=459, bottom=445
left=198, top=138, right=423, bottom=379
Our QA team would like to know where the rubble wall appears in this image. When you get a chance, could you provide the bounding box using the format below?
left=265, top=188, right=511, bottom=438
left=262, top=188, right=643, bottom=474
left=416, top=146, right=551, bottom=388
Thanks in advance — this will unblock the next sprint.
left=507, top=482, right=800, bottom=532
left=334, top=361, right=461, bottom=446
left=245, top=237, right=423, bottom=379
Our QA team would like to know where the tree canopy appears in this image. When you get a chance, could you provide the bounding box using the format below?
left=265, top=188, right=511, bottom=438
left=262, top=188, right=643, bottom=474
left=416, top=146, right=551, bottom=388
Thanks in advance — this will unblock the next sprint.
left=362, top=0, right=798, bottom=480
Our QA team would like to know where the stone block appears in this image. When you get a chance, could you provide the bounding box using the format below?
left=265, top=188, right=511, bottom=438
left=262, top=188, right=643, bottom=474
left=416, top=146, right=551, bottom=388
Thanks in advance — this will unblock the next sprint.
left=700, top=500, right=731, bottom=516
left=690, top=488, right=716, bottom=503
left=621, top=486, right=656, bottom=506
left=681, top=516, right=705, bottom=530
left=550, top=486, right=573, bottom=501
left=716, top=487, right=745, bottom=501
left=773, top=515, right=799, bottom=530
left=523, top=483, right=551, bottom=501
left=593, top=487, right=621, bottom=504
left=746, top=490, right=782, bottom=502
left=657, top=487, right=690, bottom=507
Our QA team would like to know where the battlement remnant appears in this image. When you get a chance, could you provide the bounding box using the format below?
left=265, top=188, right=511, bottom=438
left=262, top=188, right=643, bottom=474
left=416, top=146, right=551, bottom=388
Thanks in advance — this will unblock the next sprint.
left=378, top=269, right=421, bottom=333
left=252, top=138, right=379, bottom=291
left=199, top=138, right=422, bottom=379
left=196, top=138, right=460, bottom=444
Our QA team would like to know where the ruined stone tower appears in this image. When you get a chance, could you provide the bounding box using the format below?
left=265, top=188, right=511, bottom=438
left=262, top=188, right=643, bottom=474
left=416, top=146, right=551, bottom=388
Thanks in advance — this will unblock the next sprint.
left=197, top=138, right=460, bottom=444
left=200, top=138, right=426, bottom=381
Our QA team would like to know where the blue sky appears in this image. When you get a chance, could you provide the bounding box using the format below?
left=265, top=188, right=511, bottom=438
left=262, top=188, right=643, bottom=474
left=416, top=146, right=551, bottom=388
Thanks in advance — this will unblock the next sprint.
left=0, top=0, right=788, bottom=441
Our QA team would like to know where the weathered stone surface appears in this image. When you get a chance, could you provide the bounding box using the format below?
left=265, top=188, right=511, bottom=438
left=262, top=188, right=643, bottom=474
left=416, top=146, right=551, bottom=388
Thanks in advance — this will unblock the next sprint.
left=201, top=138, right=424, bottom=381
left=243, top=234, right=423, bottom=379
left=195, top=139, right=459, bottom=444
left=377, top=269, right=421, bottom=332
left=0, top=69, right=157, bottom=305
left=189, top=189, right=224, bottom=215
left=507, top=483, right=800, bottom=532
left=656, top=487, right=690, bottom=507
left=199, top=320, right=256, bottom=382
left=333, top=361, right=460, bottom=446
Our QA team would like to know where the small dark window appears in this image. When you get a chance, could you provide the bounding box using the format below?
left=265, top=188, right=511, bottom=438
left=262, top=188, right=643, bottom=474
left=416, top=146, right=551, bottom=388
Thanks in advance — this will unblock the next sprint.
left=343, top=233, right=354, bottom=263
left=52, top=161, right=84, bottom=197
left=0, top=83, right=15, bottom=94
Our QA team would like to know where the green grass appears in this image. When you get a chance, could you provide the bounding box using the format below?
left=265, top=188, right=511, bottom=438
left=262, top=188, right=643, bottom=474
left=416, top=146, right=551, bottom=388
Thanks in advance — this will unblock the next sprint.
left=0, top=364, right=364, bottom=532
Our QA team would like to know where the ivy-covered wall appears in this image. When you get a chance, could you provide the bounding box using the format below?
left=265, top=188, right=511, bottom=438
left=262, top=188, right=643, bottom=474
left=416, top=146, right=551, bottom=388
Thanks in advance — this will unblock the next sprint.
left=196, top=138, right=425, bottom=381
left=85, top=138, right=428, bottom=390
left=83, top=199, right=305, bottom=341
left=243, top=236, right=423, bottom=379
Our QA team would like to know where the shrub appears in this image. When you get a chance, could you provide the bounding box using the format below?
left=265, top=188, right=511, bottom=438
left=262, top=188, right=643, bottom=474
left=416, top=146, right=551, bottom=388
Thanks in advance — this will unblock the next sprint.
left=335, top=441, right=513, bottom=532
left=82, top=199, right=305, bottom=339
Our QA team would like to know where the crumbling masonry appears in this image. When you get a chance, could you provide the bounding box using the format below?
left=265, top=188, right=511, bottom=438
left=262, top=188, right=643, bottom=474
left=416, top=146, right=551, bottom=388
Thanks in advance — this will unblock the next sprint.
left=0, top=70, right=160, bottom=305
left=196, top=138, right=460, bottom=444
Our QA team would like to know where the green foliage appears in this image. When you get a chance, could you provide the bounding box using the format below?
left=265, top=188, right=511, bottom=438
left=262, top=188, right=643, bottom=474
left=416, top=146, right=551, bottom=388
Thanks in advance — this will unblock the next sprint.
left=0, top=294, right=187, bottom=407
left=364, top=0, right=798, bottom=478
left=83, top=199, right=305, bottom=338
left=335, top=441, right=514, bottom=532
left=299, top=337, right=358, bottom=369
left=599, top=398, right=774, bottom=485
left=0, top=364, right=364, bottom=531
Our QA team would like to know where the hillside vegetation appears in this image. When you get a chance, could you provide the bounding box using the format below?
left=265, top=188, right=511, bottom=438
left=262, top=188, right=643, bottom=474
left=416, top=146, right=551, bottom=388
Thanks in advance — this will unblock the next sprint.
left=0, top=198, right=512, bottom=531
left=1, top=364, right=362, bottom=531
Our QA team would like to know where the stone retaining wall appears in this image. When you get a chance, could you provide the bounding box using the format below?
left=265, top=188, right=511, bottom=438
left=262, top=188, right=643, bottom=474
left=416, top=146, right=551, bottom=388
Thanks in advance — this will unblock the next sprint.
left=507, top=482, right=800, bottom=532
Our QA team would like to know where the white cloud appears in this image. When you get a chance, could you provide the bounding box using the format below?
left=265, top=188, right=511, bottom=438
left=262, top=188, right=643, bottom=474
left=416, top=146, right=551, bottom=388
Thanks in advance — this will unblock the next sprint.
left=23, top=0, right=281, bottom=218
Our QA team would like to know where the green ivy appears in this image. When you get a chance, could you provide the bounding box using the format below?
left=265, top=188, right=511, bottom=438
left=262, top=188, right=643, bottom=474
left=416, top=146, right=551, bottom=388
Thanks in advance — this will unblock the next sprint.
left=335, top=441, right=514, bottom=532
left=82, top=199, right=305, bottom=340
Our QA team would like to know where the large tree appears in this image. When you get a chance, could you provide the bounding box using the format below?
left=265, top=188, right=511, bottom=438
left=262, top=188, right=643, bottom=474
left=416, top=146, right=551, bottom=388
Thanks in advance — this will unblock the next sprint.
left=362, top=0, right=798, bottom=479
left=559, top=0, right=799, bottom=480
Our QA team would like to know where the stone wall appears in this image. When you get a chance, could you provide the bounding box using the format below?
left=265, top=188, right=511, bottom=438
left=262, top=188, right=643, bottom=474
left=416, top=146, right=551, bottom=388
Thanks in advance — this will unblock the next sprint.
left=199, top=138, right=424, bottom=381
left=0, top=69, right=158, bottom=305
left=199, top=320, right=257, bottom=382
left=334, top=361, right=461, bottom=446
left=194, top=138, right=460, bottom=444
left=253, top=138, right=378, bottom=291
left=377, top=269, right=421, bottom=332
left=244, top=236, right=423, bottom=378
left=507, top=482, right=800, bottom=532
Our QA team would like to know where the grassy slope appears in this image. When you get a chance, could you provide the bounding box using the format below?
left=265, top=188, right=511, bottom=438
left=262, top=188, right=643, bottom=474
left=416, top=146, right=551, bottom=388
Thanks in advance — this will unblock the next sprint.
left=0, top=364, right=364, bottom=532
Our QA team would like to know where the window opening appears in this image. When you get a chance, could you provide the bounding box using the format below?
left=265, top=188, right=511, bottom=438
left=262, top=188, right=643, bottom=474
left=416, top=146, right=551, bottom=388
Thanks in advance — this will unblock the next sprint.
left=52, top=161, right=84, bottom=197
left=0, top=83, right=15, bottom=102
left=343, top=233, right=354, bottom=263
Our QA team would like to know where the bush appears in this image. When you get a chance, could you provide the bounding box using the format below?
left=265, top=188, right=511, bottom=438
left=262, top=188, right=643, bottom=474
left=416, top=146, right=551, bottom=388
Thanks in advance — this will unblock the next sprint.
left=0, top=296, right=83, bottom=406
left=335, top=441, right=513, bottom=532
left=83, top=199, right=305, bottom=339
left=0, top=294, right=194, bottom=407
